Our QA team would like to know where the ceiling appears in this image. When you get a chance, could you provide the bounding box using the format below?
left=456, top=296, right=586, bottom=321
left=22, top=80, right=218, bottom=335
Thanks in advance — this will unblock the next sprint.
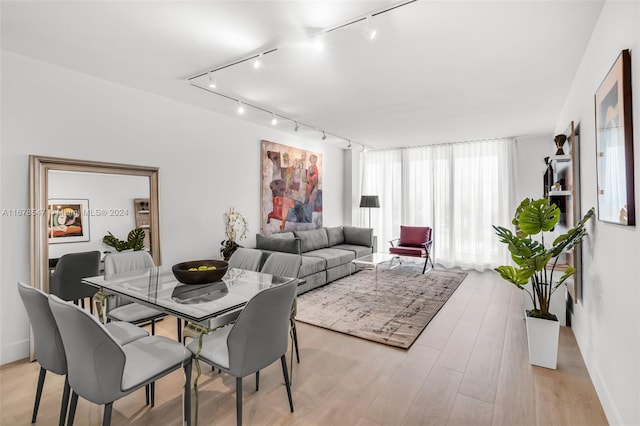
left=1, top=1, right=604, bottom=150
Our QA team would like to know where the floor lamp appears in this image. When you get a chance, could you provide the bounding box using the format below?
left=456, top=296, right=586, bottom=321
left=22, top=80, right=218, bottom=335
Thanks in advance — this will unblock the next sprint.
left=360, top=195, right=380, bottom=228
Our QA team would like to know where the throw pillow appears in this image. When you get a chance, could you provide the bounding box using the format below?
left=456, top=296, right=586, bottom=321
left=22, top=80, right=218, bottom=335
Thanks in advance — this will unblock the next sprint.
left=326, top=226, right=345, bottom=246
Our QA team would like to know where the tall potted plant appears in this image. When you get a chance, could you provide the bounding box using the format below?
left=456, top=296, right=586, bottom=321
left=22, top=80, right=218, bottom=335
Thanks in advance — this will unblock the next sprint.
left=493, top=198, right=594, bottom=369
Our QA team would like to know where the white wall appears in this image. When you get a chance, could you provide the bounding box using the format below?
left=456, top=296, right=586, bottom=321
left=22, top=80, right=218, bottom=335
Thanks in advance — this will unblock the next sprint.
left=0, top=51, right=345, bottom=364
left=515, top=135, right=551, bottom=202
left=555, top=2, right=639, bottom=424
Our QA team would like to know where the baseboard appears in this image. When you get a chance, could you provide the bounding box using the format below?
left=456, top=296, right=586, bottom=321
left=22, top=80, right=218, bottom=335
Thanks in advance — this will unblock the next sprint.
left=1, top=339, right=29, bottom=366
left=572, top=316, right=623, bottom=425
left=583, top=355, right=623, bottom=425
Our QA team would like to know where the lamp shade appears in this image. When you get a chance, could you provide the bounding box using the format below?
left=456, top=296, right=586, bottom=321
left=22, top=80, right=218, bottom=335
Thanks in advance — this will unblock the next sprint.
left=360, top=195, right=380, bottom=208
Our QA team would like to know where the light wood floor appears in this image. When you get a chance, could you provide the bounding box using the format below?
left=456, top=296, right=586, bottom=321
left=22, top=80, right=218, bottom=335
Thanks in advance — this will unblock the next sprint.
left=0, top=270, right=608, bottom=425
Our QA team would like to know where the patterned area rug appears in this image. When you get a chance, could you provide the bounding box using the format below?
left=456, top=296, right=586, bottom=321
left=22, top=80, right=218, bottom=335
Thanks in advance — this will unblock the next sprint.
left=295, top=265, right=467, bottom=349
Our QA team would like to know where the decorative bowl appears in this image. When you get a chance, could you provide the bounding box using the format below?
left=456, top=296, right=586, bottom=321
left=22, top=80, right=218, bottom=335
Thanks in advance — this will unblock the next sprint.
left=171, top=259, right=228, bottom=285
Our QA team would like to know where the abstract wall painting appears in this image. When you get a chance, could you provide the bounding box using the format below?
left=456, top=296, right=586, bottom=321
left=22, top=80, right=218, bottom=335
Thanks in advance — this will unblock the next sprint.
left=260, top=140, right=322, bottom=234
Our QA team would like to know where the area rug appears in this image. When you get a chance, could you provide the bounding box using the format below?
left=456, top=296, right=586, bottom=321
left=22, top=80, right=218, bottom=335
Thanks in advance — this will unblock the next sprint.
left=295, top=266, right=467, bottom=349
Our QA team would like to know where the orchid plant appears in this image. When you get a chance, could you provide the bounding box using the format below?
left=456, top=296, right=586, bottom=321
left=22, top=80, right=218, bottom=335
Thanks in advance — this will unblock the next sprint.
left=220, top=207, right=248, bottom=260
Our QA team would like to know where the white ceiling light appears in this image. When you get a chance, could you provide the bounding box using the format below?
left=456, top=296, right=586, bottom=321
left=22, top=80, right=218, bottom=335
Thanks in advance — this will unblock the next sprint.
left=271, top=113, right=278, bottom=126
left=253, top=53, right=264, bottom=70
left=208, top=72, right=217, bottom=88
left=361, top=16, right=377, bottom=40
left=237, top=101, right=245, bottom=114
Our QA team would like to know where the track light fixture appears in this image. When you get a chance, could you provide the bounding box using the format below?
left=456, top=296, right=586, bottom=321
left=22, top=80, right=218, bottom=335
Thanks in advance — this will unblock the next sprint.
left=253, top=54, right=264, bottom=70
left=321, top=131, right=327, bottom=141
left=208, top=72, right=216, bottom=88
left=362, top=16, right=377, bottom=40
left=294, top=121, right=299, bottom=132
left=237, top=101, right=245, bottom=114
left=347, top=140, right=352, bottom=149
left=271, top=113, right=278, bottom=126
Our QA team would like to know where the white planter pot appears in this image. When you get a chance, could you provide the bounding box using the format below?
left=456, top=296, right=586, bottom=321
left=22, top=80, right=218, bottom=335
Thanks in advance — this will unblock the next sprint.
left=523, top=284, right=566, bottom=326
left=525, top=314, right=560, bottom=369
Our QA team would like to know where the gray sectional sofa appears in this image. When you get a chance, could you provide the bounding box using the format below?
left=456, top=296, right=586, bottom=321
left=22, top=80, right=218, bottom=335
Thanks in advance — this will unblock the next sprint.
left=256, top=226, right=374, bottom=294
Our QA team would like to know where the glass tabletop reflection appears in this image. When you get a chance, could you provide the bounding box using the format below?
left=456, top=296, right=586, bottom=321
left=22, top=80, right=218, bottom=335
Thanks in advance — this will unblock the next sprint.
left=82, top=266, right=296, bottom=323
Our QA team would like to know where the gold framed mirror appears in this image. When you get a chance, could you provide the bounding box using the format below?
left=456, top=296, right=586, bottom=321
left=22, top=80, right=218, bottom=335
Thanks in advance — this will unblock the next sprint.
left=29, top=155, right=161, bottom=296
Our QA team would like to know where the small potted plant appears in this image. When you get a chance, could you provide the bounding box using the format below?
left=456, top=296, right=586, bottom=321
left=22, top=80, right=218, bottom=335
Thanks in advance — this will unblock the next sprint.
left=220, top=207, right=248, bottom=261
left=493, top=198, right=594, bottom=369
left=103, top=228, right=146, bottom=252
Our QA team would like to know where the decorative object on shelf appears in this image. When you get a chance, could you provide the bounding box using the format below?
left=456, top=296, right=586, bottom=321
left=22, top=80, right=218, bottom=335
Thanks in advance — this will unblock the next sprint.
left=553, top=134, right=567, bottom=155
left=220, top=207, right=248, bottom=261
left=47, top=199, right=90, bottom=243
left=595, top=49, right=635, bottom=226
left=260, top=140, right=323, bottom=234
left=493, top=198, right=594, bottom=369
left=543, top=157, right=554, bottom=198
left=172, top=259, right=228, bottom=285
left=133, top=198, right=152, bottom=252
left=102, top=228, right=146, bottom=252
left=360, top=195, right=380, bottom=228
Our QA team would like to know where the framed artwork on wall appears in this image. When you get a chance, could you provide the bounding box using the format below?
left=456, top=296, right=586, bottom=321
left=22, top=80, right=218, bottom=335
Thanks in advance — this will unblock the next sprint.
left=260, top=140, right=322, bottom=234
left=595, top=49, right=635, bottom=226
left=48, top=198, right=90, bottom=243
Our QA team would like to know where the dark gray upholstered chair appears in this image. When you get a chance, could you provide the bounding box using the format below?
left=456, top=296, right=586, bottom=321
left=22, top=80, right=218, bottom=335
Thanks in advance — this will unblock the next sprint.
left=17, top=282, right=149, bottom=426
left=49, top=251, right=101, bottom=313
left=104, top=251, right=180, bottom=338
left=260, top=252, right=302, bottom=363
left=187, top=279, right=297, bottom=426
left=228, top=247, right=263, bottom=271
left=48, top=294, right=192, bottom=426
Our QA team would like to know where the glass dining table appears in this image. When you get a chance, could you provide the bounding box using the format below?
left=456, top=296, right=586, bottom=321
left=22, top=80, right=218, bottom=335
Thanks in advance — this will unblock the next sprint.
left=82, top=265, right=298, bottom=425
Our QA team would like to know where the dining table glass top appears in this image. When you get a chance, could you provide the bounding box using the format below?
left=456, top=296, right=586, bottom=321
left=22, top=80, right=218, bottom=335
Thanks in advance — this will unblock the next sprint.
left=82, top=266, right=296, bottom=323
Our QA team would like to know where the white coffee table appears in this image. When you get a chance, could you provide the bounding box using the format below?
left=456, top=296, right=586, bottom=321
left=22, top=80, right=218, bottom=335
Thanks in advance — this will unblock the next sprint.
left=351, top=252, right=401, bottom=292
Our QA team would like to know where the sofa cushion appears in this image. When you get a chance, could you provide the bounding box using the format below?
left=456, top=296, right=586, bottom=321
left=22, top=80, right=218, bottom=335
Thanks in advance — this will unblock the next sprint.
left=299, top=255, right=326, bottom=278
left=343, top=226, right=373, bottom=247
left=332, top=243, right=373, bottom=259
left=270, top=232, right=295, bottom=239
left=325, top=226, right=345, bottom=246
left=255, top=234, right=301, bottom=254
left=294, top=229, right=329, bottom=253
left=398, top=226, right=431, bottom=247
left=303, top=248, right=355, bottom=269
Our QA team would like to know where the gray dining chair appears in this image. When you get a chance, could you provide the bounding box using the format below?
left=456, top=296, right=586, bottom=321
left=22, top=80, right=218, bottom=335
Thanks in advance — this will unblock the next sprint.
left=186, top=279, right=297, bottom=426
left=18, top=282, right=149, bottom=426
left=49, top=251, right=101, bottom=313
left=104, top=251, right=183, bottom=339
left=228, top=247, right=263, bottom=271
left=48, top=294, right=192, bottom=426
left=260, top=252, right=302, bottom=363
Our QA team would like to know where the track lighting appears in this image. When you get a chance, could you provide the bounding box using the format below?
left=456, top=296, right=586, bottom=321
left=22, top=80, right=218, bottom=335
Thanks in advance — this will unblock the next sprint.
left=361, top=16, right=377, bottom=40
left=253, top=54, right=264, bottom=70
left=271, top=113, right=278, bottom=126
left=294, top=121, right=299, bottom=132
left=321, top=131, right=327, bottom=141
left=347, top=140, right=352, bottom=149
left=237, top=101, right=245, bottom=114
left=208, top=72, right=216, bottom=89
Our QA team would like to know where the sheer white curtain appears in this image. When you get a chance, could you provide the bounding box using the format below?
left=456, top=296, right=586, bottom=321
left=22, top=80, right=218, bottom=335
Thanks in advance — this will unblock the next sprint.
left=361, top=139, right=515, bottom=270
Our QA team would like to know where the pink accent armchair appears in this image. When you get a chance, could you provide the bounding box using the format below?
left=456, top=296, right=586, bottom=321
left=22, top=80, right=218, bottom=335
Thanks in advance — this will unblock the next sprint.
left=389, top=226, right=434, bottom=273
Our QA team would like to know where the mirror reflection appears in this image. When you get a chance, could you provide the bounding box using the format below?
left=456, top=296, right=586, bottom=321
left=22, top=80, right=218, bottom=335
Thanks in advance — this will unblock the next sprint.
left=48, top=170, right=152, bottom=264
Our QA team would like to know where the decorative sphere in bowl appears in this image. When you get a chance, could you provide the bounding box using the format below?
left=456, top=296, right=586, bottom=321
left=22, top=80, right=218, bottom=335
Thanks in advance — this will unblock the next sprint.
left=172, top=259, right=228, bottom=285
